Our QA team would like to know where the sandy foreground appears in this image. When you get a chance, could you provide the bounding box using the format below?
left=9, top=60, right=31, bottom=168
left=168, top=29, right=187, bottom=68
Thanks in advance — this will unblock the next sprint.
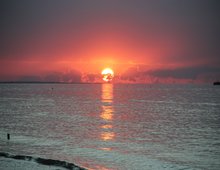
left=0, top=157, right=67, bottom=170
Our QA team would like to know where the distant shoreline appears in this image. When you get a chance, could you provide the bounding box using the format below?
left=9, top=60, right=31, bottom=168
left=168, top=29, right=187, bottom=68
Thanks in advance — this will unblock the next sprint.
left=0, top=81, right=102, bottom=84
left=0, top=81, right=215, bottom=85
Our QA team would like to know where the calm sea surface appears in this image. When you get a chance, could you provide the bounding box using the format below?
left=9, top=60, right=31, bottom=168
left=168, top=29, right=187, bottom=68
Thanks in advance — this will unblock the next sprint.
left=0, top=83, right=220, bottom=170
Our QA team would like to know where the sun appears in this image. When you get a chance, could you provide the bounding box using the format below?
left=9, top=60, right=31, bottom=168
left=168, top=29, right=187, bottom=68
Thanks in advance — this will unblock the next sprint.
left=101, top=68, right=114, bottom=82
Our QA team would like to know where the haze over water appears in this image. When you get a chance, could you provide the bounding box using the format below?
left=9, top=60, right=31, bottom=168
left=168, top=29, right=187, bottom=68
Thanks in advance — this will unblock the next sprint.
left=0, top=83, right=220, bottom=170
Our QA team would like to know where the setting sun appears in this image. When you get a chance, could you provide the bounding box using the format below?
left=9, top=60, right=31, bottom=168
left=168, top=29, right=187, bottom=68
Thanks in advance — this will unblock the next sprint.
left=101, top=68, right=114, bottom=82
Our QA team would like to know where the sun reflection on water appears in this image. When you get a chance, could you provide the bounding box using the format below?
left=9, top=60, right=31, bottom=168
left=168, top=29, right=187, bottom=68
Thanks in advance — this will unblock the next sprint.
left=100, top=84, right=115, bottom=142
left=101, top=124, right=113, bottom=129
left=100, top=105, right=113, bottom=121
left=101, top=132, right=115, bottom=141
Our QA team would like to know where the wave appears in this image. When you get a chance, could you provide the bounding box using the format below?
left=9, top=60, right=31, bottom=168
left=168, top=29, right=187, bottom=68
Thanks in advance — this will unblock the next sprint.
left=0, top=152, right=86, bottom=170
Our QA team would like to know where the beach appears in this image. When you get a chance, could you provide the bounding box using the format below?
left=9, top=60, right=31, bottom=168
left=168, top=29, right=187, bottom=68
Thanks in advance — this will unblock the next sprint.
left=0, top=157, right=66, bottom=170
left=0, top=152, right=86, bottom=170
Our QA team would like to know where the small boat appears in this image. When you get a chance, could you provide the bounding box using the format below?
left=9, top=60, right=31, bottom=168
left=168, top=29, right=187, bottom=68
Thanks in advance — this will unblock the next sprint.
left=213, top=81, right=220, bottom=85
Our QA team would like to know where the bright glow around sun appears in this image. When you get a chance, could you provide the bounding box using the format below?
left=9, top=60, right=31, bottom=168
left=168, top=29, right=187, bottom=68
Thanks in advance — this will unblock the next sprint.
left=101, top=68, right=114, bottom=82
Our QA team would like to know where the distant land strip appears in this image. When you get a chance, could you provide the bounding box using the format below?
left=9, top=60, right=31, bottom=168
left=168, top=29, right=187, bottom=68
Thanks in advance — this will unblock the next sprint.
left=0, top=81, right=102, bottom=84
left=0, top=152, right=87, bottom=170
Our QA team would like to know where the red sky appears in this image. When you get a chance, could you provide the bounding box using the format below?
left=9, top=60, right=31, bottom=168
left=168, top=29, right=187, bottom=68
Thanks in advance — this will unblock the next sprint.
left=1, top=0, right=220, bottom=83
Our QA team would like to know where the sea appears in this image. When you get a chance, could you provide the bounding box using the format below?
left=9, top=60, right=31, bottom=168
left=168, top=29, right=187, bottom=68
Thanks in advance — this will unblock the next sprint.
left=0, top=83, right=220, bottom=170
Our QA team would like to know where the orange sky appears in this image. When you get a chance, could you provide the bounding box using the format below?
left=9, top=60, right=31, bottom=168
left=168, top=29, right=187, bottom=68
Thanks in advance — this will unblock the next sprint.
left=1, top=1, right=220, bottom=83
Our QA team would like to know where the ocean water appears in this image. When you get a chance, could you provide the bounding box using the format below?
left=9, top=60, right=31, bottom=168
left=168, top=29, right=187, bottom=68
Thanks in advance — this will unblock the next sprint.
left=0, top=83, right=220, bottom=170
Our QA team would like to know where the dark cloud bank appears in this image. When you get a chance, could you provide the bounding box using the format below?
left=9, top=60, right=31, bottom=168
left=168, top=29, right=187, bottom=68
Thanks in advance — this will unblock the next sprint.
left=17, top=70, right=81, bottom=83
left=121, top=66, right=220, bottom=83
left=9, top=66, right=220, bottom=84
